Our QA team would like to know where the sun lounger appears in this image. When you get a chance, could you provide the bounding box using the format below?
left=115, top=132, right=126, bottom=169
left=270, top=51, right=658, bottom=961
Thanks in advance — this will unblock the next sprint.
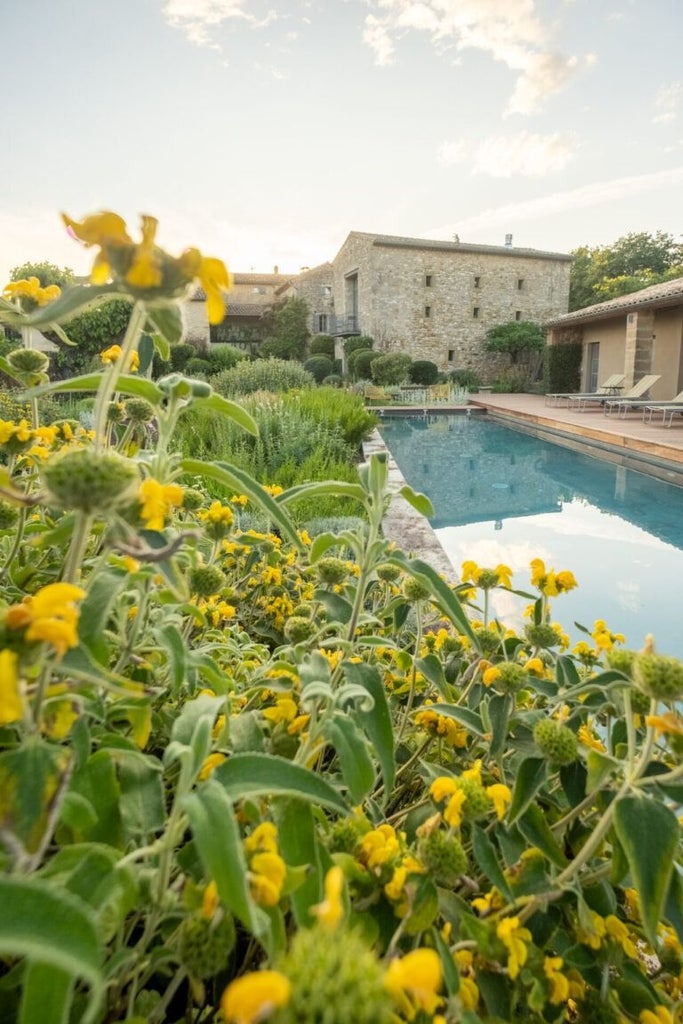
left=545, top=373, right=625, bottom=407
left=641, top=401, right=683, bottom=426
left=605, top=387, right=683, bottom=418
left=363, top=385, right=390, bottom=404
left=569, top=374, right=661, bottom=412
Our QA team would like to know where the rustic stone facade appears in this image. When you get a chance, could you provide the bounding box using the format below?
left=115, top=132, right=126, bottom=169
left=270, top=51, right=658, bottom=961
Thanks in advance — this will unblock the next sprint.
left=316, top=232, right=571, bottom=375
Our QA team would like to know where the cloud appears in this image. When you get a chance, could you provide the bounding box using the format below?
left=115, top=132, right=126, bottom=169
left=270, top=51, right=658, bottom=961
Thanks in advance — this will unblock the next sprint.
left=362, top=0, right=585, bottom=114
left=163, top=0, right=277, bottom=48
left=653, top=81, right=682, bottom=124
left=427, top=165, right=683, bottom=237
left=439, top=130, right=577, bottom=177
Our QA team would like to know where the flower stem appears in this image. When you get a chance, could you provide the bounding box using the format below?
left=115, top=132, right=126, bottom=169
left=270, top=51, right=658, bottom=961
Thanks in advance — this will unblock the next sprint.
left=93, top=300, right=146, bottom=449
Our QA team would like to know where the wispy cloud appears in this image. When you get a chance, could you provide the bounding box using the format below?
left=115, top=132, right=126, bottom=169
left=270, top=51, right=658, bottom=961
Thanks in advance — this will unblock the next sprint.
left=427, top=165, right=683, bottom=237
left=362, top=0, right=586, bottom=114
left=653, top=81, right=682, bottom=124
left=163, top=0, right=277, bottom=49
left=439, top=130, right=577, bottom=177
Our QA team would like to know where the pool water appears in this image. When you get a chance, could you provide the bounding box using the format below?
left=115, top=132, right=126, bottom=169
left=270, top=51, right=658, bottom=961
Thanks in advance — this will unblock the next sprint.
left=379, top=414, right=683, bottom=658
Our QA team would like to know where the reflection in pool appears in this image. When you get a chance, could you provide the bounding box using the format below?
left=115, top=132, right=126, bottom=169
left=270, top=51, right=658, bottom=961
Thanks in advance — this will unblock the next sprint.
left=379, top=414, right=683, bottom=657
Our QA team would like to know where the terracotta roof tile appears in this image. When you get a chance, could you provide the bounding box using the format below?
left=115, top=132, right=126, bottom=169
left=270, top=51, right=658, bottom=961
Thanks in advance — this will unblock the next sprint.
left=546, top=276, right=683, bottom=326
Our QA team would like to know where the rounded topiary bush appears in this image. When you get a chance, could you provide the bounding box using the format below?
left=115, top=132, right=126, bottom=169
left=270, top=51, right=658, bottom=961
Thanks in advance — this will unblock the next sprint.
left=304, top=355, right=335, bottom=384
left=343, top=335, right=374, bottom=358
left=309, top=335, right=335, bottom=358
left=207, top=343, right=245, bottom=373
left=184, top=357, right=212, bottom=376
left=409, top=360, right=439, bottom=385
left=371, top=352, right=412, bottom=386
left=322, top=374, right=343, bottom=387
left=348, top=348, right=375, bottom=380
left=449, top=368, right=481, bottom=390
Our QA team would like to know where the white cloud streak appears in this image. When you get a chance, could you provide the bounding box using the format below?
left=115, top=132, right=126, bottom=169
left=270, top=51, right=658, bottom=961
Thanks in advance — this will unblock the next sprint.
left=653, top=81, right=682, bottom=124
left=427, top=165, right=683, bottom=237
left=163, top=0, right=277, bottom=48
left=362, top=0, right=584, bottom=114
left=439, top=130, right=577, bottom=177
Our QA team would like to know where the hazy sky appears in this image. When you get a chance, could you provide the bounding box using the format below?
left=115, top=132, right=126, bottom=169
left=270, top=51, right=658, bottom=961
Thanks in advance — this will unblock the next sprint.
left=2, top=0, right=682, bottom=281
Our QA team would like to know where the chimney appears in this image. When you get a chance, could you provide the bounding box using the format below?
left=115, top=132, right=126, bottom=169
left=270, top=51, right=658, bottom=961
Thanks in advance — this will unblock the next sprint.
left=504, top=233, right=513, bottom=247
left=273, top=265, right=279, bottom=274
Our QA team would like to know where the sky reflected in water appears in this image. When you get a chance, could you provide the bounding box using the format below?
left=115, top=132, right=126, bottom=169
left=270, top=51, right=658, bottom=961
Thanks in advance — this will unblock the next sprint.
left=379, top=415, right=683, bottom=657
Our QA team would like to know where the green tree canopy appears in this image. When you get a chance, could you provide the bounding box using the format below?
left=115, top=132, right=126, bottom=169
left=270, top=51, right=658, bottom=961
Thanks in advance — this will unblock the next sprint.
left=569, top=231, right=683, bottom=310
left=484, top=321, right=546, bottom=365
left=260, top=297, right=310, bottom=361
left=10, top=261, right=75, bottom=290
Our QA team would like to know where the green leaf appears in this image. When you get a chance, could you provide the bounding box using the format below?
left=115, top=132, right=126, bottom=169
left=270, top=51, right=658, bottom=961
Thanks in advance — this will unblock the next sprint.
left=274, top=800, right=326, bottom=927
left=137, top=333, right=155, bottom=374
left=387, top=553, right=477, bottom=646
left=23, top=282, right=124, bottom=327
left=212, top=753, right=347, bottom=813
left=586, top=750, right=620, bottom=792
left=507, top=758, right=547, bottom=825
left=149, top=332, right=170, bottom=362
left=487, top=693, right=511, bottom=759
left=664, top=866, right=683, bottom=945
left=118, top=758, right=166, bottom=838
left=0, top=356, right=23, bottom=384
left=613, top=793, right=679, bottom=945
left=156, top=622, right=188, bottom=693
left=424, top=703, right=486, bottom=736
left=146, top=303, right=184, bottom=345
left=472, top=826, right=514, bottom=901
left=180, top=458, right=302, bottom=549
left=78, top=572, right=124, bottom=664
left=0, top=876, right=104, bottom=1024
left=23, top=372, right=162, bottom=404
left=20, top=963, right=73, bottom=1024
left=184, top=780, right=270, bottom=940
left=414, top=654, right=447, bottom=694
left=517, top=804, right=568, bottom=868
left=193, top=392, right=258, bottom=436
left=326, top=712, right=375, bottom=804
left=344, top=661, right=395, bottom=802
left=170, top=693, right=223, bottom=747
left=314, top=587, right=354, bottom=625
left=399, top=485, right=434, bottom=517
left=309, top=532, right=347, bottom=562
left=0, top=738, right=65, bottom=853
left=277, top=479, right=367, bottom=507
left=68, top=750, right=124, bottom=847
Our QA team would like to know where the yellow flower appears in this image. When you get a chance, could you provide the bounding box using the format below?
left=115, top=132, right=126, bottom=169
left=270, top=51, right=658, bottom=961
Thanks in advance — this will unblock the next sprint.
left=443, top=789, right=467, bottom=829
left=0, top=650, right=22, bottom=724
left=496, top=916, right=532, bottom=979
left=486, top=783, right=512, bottom=820
left=199, top=752, right=227, bottom=780
left=263, top=697, right=298, bottom=724
left=3, top=277, right=61, bottom=307
left=646, top=711, right=683, bottom=737
left=461, top=560, right=481, bottom=584
left=605, top=914, right=638, bottom=958
left=179, top=248, right=233, bottom=324
left=462, top=759, right=482, bottom=783
left=311, top=865, right=344, bottom=930
left=125, top=214, right=163, bottom=289
left=543, top=956, right=569, bottom=1003
left=576, top=909, right=605, bottom=949
left=359, top=824, right=400, bottom=869
left=483, top=666, right=501, bottom=687
left=5, top=582, right=85, bottom=657
left=555, top=570, right=578, bottom=592
left=494, top=563, right=513, bottom=588
left=202, top=880, right=219, bottom=919
left=472, top=887, right=503, bottom=916
left=249, top=851, right=287, bottom=907
left=138, top=478, right=184, bottom=530
left=578, top=721, right=606, bottom=753
left=244, top=822, right=279, bottom=855
left=525, top=657, right=545, bottom=676
left=220, top=970, right=291, bottom=1024
left=640, top=1008, right=675, bottom=1024
left=101, top=344, right=123, bottom=364
left=430, top=776, right=458, bottom=803
left=385, top=948, right=443, bottom=1015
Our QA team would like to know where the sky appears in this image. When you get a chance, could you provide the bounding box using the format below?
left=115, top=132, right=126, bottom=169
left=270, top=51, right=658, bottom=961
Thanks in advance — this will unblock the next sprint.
left=2, top=0, right=682, bottom=282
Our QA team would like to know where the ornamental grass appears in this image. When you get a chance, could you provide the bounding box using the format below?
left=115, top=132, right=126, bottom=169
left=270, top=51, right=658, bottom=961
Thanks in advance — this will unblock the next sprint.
left=0, top=212, right=681, bottom=1024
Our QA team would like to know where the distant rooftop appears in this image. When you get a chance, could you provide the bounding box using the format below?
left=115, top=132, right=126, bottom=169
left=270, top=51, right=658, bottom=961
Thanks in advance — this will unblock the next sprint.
left=546, top=276, right=683, bottom=326
left=346, top=230, right=573, bottom=262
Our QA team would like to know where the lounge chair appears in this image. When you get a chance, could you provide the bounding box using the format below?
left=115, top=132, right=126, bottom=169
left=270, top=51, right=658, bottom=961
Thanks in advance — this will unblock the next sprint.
left=605, top=386, right=683, bottom=418
left=545, top=373, right=625, bottom=407
left=363, top=385, right=390, bottom=404
left=427, top=383, right=452, bottom=403
left=641, top=399, right=683, bottom=426
left=568, top=374, right=661, bottom=412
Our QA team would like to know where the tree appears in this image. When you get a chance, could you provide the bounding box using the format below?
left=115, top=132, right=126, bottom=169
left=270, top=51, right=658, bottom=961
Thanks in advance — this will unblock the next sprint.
left=569, top=231, right=683, bottom=310
left=10, top=260, right=75, bottom=290
left=484, top=321, right=545, bottom=365
left=259, top=297, right=310, bottom=361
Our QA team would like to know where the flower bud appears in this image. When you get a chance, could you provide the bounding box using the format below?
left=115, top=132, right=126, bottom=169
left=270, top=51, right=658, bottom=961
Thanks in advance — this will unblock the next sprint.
left=533, top=719, right=578, bottom=766
left=41, top=448, right=139, bottom=514
left=634, top=653, right=683, bottom=702
left=178, top=912, right=236, bottom=979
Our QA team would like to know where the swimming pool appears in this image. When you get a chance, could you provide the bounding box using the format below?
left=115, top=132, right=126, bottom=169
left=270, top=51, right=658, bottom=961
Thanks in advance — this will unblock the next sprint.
left=379, top=414, right=683, bottom=658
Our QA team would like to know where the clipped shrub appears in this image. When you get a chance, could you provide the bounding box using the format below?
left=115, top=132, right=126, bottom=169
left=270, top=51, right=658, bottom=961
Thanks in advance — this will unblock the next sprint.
left=184, top=357, right=212, bottom=376
left=545, top=342, right=582, bottom=393
left=207, top=343, right=245, bottom=373
left=409, top=359, right=439, bottom=385
left=343, top=335, right=374, bottom=357
left=347, top=348, right=375, bottom=380
left=211, top=358, right=315, bottom=396
left=370, top=352, right=412, bottom=386
left=303, top=355, right=334, bottom=384
left=491, top=367, right=528, bottom=392
left=322, top=374, right=343, bottom=388
left=449, top=367, right=481, bottom=391
left=284, top=387, right=377, bottom=448
left=309, top=335, right=335, bottom=358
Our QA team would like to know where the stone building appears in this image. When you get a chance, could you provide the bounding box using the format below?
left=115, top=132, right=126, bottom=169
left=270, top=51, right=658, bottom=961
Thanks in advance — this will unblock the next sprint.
left=184, top=232, right=571, bottom=371
left=302, top=232, right=572, bottom=375
left=185, top=270, right=290, bottom=351
left=546, top=276, right=683, bottom=401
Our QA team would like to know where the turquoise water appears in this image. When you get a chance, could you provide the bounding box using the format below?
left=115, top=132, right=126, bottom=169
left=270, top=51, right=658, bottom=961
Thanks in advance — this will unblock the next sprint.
left=379, top=414, right=683, bottom=658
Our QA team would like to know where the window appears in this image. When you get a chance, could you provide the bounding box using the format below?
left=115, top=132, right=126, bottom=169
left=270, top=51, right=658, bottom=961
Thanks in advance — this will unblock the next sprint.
left=474, top=276, right=480, bottom=289
left=252, top=286, right=267, bottom=294
left=425, top=305, right=432, bottom=318
left=321, top=285, right=332, bottom=297
left=473, top=306, right=480, bottom=319
left=517, top=278, right=524, bottom=290
left=447, top=349, right=454, bottom=362
left=317, top=314, right=329, bottom=333
left=425, top=274, right=433, bottom=287
left=515, top=310, right=522, bottom=321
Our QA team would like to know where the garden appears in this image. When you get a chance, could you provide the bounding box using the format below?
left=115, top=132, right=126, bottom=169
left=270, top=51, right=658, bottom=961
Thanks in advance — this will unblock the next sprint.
left=0, top=212, right=681, bottom=1024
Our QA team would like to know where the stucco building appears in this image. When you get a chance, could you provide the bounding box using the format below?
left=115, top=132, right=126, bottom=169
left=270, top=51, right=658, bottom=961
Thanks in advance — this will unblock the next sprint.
left=546, top=276, right=683, bottom=401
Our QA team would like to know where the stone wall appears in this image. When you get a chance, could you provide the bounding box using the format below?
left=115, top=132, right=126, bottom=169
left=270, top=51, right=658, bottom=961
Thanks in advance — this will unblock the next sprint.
left=294, top=263, right=335, bottom=333
left=183, top=299, right=210, bottom=349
